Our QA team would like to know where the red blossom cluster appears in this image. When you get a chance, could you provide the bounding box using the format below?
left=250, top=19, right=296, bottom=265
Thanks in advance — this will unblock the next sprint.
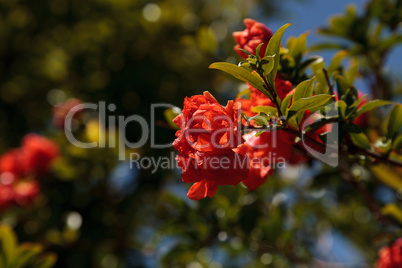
left=0, top=134, right=59, bottom=210
left=376, top=238, right=402, bottom=268
left=173, top=19, right=369, bottom=200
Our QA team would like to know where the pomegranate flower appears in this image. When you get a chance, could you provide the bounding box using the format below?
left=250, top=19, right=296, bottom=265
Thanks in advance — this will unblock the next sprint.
left=173, top=92, right=249, bottom=200
left=233, top=18, right=273, bottom=59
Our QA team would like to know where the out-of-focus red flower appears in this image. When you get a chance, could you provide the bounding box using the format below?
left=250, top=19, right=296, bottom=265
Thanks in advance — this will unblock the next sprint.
left=53, top=98, right=83, bottom=129
left=22, top=134, right=59, bottom=175
left=0, top=185, right=14, bottom=210
left=353, top=91, right=368, bottom=127
left=173, top=91, right=249, bottom=200
left=376, top=238, right=402, bottom=268
left=233, top=18, right=273, bottom=59
left=13, top=180, right=40, bottom=206
left=0, top=149, right=27, bottom=177
left=0, top=134, right=58, bottom=210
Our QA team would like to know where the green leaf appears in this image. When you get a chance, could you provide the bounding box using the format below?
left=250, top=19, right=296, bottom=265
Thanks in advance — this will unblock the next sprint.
left=287, top=31, right=309, bottom=59
left=13, top=244, right=43, bottom=268
left=338, top=100, right=347, bottom=118
left=261, top=55, right=275, bottom=76
left=372, top=164, right=402, bottom=191
left=236, top=88, right=250, bottom=99
left=345, top=59, right=359, bottom=84
left=349, top=95, right=367, bottom=109
left=164, top=107, right=181, bottom=130
left=346, top=95, right=368, bottom=118
left=387, top=104, right=402, bottom=140
left=237, top=48, right=252, bottom=57
left=255, top=43, right=264, bottom=60
left=0, top=225, right=18, bottom=267
left=355, top=100, right=393, bottom=117
left=308, top=42, right=348, bottom=52
left=392, top=135, right=402, bottom=150
left=254, top=130, right=267, bottom=137
left=281, top=93, right=293, bottom=116
left=339, top=85, right=358, bottom=107
left=293, top=77, right=315, bottom=102
left=31, top=253, right=57, bottom=268
left=297, top=56, right=323, bottom=75
left=344, top=123, right=362, bottom=133
left=310, top=57, right=327, bottom=93
left=287, top=116, right=299, bottom=130
left=287, top=95, right=334, bottom=119
left=265, top=24, right=292, bottom=92
left=209, top=62, right=270, bottom=98
left=251, top=106, right=278, bottom=116
left=349, top=132, right=371, bottom=150
left=379, top=35, right=402, bottom=51
left=335, top=74, right=351, bottom=99
left=382, top=203, right=402, bottom=224
left=328, top=50, right=348, bottom=75
left=247, top=114, right=270, bottom=127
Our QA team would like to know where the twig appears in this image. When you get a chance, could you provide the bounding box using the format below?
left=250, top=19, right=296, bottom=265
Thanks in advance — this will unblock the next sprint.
left=244, top=125, right=402, bottom=167
left=261, top=75, right=283, bottom=117
left=323, top=68, right=334, bottom=95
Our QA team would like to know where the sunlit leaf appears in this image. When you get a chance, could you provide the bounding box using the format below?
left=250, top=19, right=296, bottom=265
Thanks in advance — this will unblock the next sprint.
left=251, top=106, right=278, bottom=116
left=382, top=203, right=402, bottom=224
left=0, top=225, right=18, bottom=267
left=209, top=62, right=270, bottom=98
left=387, top=104, right=402, bottom=140
left=13, top=244, right=43, bottom=268
left=371, top=164, right=402, bottom=191
left=328, top=50, right=348, bottom=75
left=287, top=95, right=334, bottom=119
left=355, top=100, right=393, bottom=117
left=265, top=24, right=292, bottom=93
left=293, top=77, right=315, bottom=102
left=164, top=107, right=181, bottom=130
left=281, top=93, right=293, bottom=116
left=349, top=132, right=371, bottom=150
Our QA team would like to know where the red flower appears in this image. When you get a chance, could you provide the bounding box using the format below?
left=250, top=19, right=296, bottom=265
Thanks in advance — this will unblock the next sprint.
left=13, top=180, right=39, bottom=206
left=0, top=185, right=14, bottom=210
left=22, top=134, right=59, bottom=175
left=173, top=92, right=249, bottom=200
left=353, top=91, right=368, bottom=127
left=236, top=77, right=293, bottom=119
left=233, top=19, right=273, bottom=59
left=0, top=149, right=27, bottom=178
left=0, top=134, right=58, bottom=211
left=52, top=98, right=83, bottom=129
left=376, top=238, right=402, bottom=268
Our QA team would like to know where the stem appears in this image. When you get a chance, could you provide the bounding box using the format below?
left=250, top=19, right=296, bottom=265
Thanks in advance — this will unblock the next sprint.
left=245, top=124, right=402, bottom=167
left=287, top=127, right=402, bottom=167
left=323, top=68, right=334, bottom=95
left=261, top=75, right=283, bottom=117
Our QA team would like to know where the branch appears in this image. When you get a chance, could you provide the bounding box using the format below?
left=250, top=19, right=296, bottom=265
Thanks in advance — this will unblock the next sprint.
left=283, top=127, right=402, bottom=167
left=245, top=124, right=402, bottom=167
left=323, top=68, right=334, bottom=95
